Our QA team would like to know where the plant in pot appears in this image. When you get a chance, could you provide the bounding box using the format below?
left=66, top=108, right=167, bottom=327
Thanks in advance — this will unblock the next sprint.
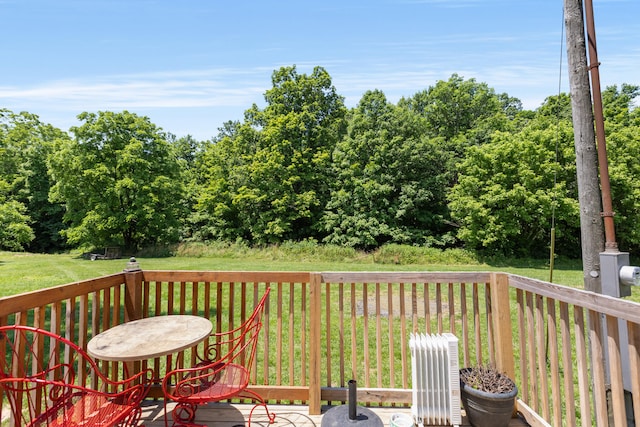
left=459, top=365, right=518, bottom=427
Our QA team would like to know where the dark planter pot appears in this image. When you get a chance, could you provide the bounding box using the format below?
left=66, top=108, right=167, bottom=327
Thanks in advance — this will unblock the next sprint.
left=460, top=369, right=518, bottom=427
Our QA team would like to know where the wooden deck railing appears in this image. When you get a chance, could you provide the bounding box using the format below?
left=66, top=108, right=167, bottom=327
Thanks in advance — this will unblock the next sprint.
left=1, top=266, right=640, bottom=426
left=508, top=274, right=640, bottom=427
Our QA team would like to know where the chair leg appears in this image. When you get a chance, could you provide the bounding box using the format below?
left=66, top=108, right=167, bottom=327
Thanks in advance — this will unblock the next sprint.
left=248, top=402, right=276, bottom=427
left=120, top=406, right=143, bottom=427
left=242, top=389, right=276, bottom=427
left=169, top=402, right=200, bottom=427
left=164, top=400, right=170, bottom=427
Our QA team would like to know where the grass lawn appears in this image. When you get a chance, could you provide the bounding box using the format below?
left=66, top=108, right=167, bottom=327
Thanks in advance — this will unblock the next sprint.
left=0, top=244, right=589, bottom=298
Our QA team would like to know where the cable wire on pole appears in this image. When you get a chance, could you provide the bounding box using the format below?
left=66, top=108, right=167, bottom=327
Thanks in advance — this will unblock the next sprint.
left=550, top=5, right=565, bottom=284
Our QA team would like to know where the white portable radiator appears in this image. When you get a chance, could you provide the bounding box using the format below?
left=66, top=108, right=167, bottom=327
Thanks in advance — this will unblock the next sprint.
left=410, top=333, right=461, bottom=427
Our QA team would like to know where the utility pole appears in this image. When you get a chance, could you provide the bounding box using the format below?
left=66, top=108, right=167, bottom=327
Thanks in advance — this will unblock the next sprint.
left=566, top=1, right=637, bottom=422
left=564, top=0, right=605, bottom=293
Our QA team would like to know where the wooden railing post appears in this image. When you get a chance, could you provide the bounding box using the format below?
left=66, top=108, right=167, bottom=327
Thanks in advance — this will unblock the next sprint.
left=308, top=272, right=322, bottom=415
left=122, top=258, right=144, bottom=379
left=123, top=257, right=143, bottom=322
left=490, top=272, right=515, bottom=379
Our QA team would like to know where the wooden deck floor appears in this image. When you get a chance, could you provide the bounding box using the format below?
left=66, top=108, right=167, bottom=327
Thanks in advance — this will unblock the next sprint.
left=141, top=401, right=531, bottom=426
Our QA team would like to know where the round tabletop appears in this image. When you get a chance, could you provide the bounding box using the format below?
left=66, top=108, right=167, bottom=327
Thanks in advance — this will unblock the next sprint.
left=87, top=315, right=213, bottom=362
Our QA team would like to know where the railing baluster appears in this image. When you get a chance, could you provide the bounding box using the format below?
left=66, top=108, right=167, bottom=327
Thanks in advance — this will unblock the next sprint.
left=363, top=282, right=370, bottom=388
left=301, top=281, right=307, bottom=387
left=534, top=294, right=549, bottom=419
left=547, top=298, right=562, bottom=426
left=559, top=301, right=576, bottom=426
left=215, top=281, right=223, bottom=335
left=179, top=281, right=187, bottom=314
left=424, top=282, right=431, bottom=335
left=275, top=282, right=282, bottom=387
left=516, top=289, right=528, bottom=403
left=112, top=286, right=120, bottom=326
left=627, top=321, right=640, bottom=425
left=486, top=283, right=495, bottom=367
left=350, top=282, right=357, bottom=381
left=261, top=282, right=270, bottom=386
left=387, top=282, right=395, bottom=389
left=448, top=282, right=455, bottom=335
left=399, top=282, right=408, bottom=389
left=410, top=283, right=417, bottom=335
left=589, top=309, right=608, bottom=426
left=461, top=282, right=469, bottom=367
left=472, top=283, right=481, bottom=365
left=325, top=281, right=332, bottom=391
left=606, top=314, right=627, bottom=426
left=167, top=281, right=174, bottom=314
left=375, top=282, right=382, bottom=388
left=289, top=281, right=295, bottom=387
left=436, top=282, right=443, bottom=332
left=574, top=306, right=591, bottom=427
left=338, top=282, right=345, bottom=389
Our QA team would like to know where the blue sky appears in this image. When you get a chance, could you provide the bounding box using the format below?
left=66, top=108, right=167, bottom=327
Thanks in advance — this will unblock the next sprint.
left=2, top=0, right=639, bottom=141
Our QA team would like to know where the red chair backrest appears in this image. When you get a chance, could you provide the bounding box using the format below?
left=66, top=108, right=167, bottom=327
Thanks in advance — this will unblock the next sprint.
left=206, top=287, right=270, bottom=374
left=0, top=325, right=103, bottom=425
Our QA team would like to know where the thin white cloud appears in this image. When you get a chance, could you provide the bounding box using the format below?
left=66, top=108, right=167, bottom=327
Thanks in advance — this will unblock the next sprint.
left=0, top=68, right=269, bottom=112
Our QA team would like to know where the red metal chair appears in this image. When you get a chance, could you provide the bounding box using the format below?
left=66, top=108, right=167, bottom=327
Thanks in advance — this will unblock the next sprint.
left=162, top=287, right=273, bottom=427
left=0, top=325, right=153, bottom=427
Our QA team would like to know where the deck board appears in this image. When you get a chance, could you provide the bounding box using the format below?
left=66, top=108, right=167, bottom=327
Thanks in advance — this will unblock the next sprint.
left=141, top=401, right=531, bottom=426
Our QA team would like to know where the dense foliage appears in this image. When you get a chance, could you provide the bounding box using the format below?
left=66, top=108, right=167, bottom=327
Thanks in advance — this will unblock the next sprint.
left=323, top=90, right=451, bottom=248
left=0, top=109, right=67, bottom=251
left=195, top=66, right=347, bottom=243
left=1, top=67, right=639, bottom=258
left=48, top=111, right=184, bottom=252
left=448, top=112, right=581, bottom=257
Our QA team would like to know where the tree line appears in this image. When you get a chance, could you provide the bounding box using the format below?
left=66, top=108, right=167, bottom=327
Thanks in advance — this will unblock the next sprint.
left=1, top=66, right=639, bottom=258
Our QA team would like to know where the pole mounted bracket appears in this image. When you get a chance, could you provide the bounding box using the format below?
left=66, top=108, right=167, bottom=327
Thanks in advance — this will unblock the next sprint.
left=600, top=211, right=615, bottom=217
left=588, top=61, right=601, bottom=70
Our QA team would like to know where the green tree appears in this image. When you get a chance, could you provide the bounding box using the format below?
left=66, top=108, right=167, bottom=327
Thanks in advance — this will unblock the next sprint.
left=399, top=74, right=513, bottom=142
left=535, top=93, right=573, bottom=122
left=0, top=196, right=34, bottom=251
left=604, top=84, right=640, bottom=252
left=48, top=111, right=184, bottom=252
left=448, top=106, right=580, bottom=257
left=193, top=121, right=258, bottom=241
left=197, top=66, right=347, bottom=243
left=323, top=90, right=451, bottom=248
left=602, top=84, right=639, bottom=129
left=168, top=133, right=206, bottom=241
left=0, top=109, right=67, bottom=252
left=399, top=75, right=517, bottom=191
